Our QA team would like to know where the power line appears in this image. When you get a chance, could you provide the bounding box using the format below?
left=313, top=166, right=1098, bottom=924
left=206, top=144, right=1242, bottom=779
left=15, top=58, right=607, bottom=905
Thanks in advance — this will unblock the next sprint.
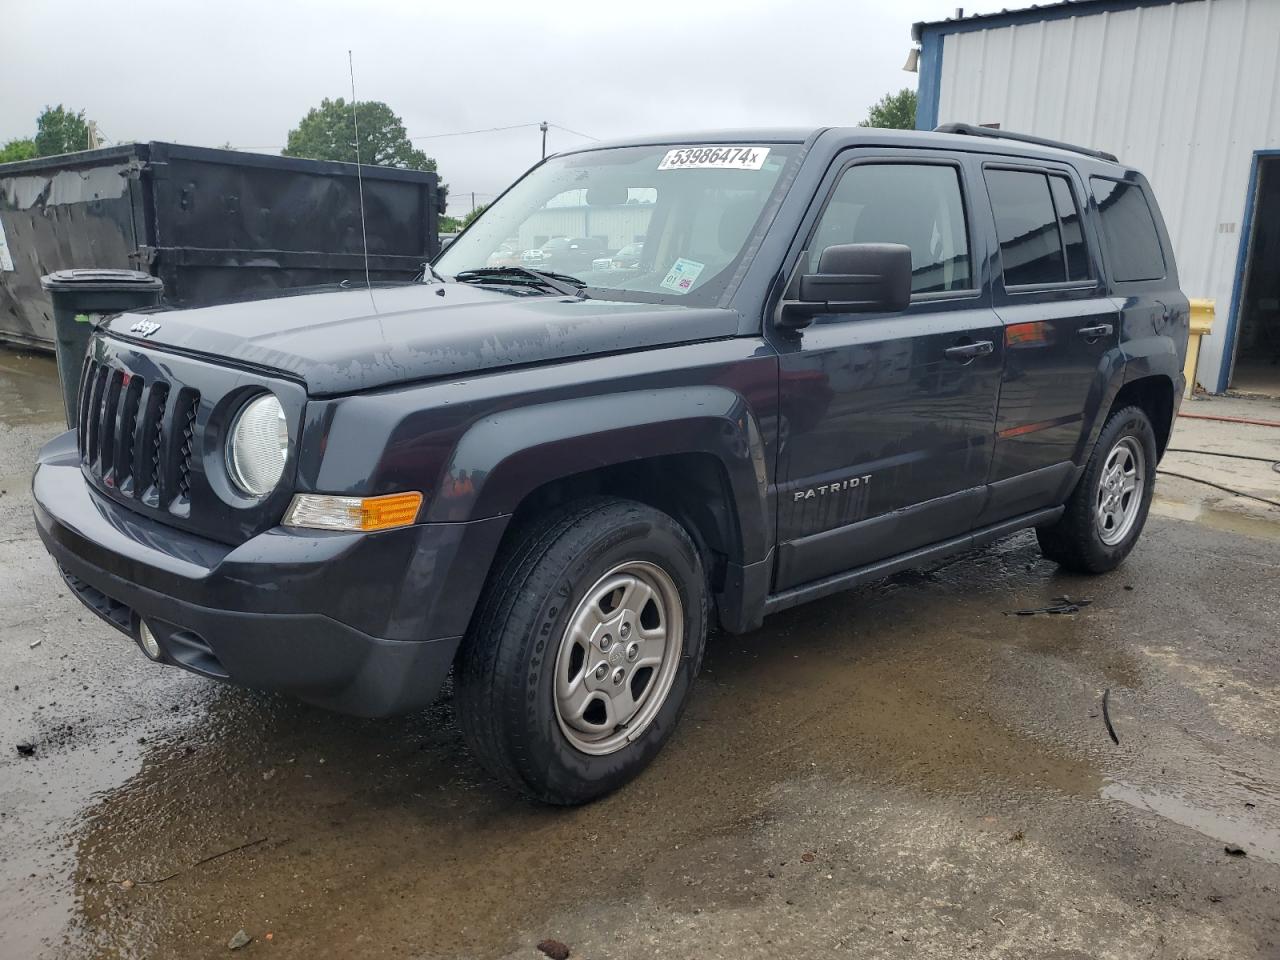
left=409, top=121, right=540, bottom=141
left=238, top=119, right=600, bottom=154
left=548, top=122, right=599, bottom=141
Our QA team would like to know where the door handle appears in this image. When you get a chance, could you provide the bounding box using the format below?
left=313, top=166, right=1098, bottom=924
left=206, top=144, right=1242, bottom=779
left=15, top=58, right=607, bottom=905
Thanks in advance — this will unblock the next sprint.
left=944, top=340, right=994, bottom=362
left=1077, top=323, right=1114, bottom=341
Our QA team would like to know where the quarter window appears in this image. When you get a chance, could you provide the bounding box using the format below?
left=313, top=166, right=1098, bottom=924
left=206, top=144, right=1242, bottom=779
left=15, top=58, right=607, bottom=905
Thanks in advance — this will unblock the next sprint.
left=1090, top=178, right=1166, bottom=282
left=808, top=163, right=971, bottom=294
left=1049, top=175, right=1090, bottom=281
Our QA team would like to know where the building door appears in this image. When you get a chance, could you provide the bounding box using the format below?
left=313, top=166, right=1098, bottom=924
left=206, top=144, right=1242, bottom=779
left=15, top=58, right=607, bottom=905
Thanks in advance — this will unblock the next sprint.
left=772, top=154, right=1004, bottom=590
left=1228, top=154, right=1280, bottom=396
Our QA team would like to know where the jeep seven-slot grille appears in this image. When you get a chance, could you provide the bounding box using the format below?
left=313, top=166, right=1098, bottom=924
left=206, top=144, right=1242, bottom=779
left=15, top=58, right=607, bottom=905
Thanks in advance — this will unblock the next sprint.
left=76, top=357, right=198, bottom=513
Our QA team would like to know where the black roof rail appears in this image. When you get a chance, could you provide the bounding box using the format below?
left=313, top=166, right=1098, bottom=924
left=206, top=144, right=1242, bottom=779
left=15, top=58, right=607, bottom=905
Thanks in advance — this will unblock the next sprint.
left=934, top=122, right=1119, bottom=164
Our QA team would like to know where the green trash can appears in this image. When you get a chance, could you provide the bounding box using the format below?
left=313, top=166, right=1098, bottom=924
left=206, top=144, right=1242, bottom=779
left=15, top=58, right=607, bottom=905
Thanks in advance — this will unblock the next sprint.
left=40, top=269, right=164, bottom=429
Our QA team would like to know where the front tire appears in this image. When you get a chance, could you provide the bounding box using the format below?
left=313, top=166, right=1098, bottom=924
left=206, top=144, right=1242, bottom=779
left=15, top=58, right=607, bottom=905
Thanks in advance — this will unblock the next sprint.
left=1036, top=405, right=1158, bottom=573
left=455, top=497, right=708, bottom=804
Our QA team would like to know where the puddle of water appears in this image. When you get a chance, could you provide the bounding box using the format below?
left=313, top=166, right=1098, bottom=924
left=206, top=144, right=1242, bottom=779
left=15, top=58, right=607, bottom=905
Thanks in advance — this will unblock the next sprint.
left=0, top=348, right=65, bottom=429
left=1151, top=495, right=1280, bottom=541
left=1104, top=781, right=1280, bottom=865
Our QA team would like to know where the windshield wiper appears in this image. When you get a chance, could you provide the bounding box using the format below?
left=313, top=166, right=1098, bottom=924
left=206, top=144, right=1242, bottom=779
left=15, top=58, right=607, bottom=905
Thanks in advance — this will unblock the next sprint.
left=453, top=266, right=589, bottom=299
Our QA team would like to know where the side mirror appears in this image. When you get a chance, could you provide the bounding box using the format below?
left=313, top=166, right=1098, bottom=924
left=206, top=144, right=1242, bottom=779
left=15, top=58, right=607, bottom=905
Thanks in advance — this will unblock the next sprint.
left=778, top=243, right=913, bottom=329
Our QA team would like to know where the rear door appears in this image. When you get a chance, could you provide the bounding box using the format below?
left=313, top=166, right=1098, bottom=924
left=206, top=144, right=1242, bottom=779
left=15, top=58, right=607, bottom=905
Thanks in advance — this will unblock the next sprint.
left=975, top=162, right=1120, bottom=526
left=771, top=151, right=1004, bottom=590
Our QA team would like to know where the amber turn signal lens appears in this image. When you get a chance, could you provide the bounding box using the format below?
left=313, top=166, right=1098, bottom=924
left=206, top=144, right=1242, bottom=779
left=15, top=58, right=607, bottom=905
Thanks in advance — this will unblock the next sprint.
left=282, top=492, right=424, bottom=532
left=358, top=492, right=423, bottom=530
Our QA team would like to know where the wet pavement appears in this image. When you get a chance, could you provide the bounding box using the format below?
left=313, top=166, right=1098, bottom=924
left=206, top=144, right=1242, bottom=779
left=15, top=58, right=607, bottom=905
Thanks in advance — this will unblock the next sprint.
left=1, top=347, right=1278, bottom=959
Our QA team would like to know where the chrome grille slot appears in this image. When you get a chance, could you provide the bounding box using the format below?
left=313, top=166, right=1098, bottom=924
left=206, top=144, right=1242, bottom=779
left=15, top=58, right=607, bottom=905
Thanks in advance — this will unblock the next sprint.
left=97, top=369, right=124, bottom=481
left=76, top=356, right=97, bottom=458
left=131, top=382, right=161, bottom=500
left=115, top=376, right=145, bottom=495
left=82, top=363, right=109, bottom=464
left=141, top=382, right=170, bottom=507
left=173, top=390, right=200, bottom=514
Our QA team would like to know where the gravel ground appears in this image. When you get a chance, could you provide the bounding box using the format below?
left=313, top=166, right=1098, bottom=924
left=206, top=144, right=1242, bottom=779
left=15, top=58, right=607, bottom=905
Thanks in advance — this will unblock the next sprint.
left=1, top=348, right=1277, bottom=959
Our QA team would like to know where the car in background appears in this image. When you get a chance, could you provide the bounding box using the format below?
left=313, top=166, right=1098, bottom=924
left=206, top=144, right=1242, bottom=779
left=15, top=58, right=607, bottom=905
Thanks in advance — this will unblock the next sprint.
left=524, top=236, right=608, bottom=273
left=593, top=242, right=645, bottom=271
left=520, top=240, right=559, bottom=267
left=610, top=241, right=644, bottom=269
left=486, top=242, right=522, bottom=268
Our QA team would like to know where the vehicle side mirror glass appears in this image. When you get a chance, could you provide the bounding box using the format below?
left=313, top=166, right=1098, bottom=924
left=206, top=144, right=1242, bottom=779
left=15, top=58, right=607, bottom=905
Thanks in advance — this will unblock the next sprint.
left=778, top=243, right=913, bottom=329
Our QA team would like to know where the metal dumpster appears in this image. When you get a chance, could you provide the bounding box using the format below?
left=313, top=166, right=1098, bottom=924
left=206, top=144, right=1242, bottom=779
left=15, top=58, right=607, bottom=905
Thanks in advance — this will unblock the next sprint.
left=0, top=142, right=443, bottom=349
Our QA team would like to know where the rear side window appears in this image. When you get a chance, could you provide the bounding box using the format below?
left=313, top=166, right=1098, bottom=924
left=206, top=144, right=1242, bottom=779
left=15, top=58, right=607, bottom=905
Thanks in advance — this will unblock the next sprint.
left=986, top=168, right=1091, bottom=286
left=1090, top=178, right=1166, bottom=281
left=808, top=163, right=971, bottom=294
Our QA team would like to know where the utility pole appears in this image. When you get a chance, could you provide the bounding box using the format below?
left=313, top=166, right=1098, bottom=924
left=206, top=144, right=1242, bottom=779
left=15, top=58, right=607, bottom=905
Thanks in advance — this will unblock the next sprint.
left=540, top=121, right=549, bottom=160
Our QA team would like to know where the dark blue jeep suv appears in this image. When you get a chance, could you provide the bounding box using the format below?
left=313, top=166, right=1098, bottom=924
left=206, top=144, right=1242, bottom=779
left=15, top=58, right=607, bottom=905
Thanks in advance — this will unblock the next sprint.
left=34, top=124, right=1188, bottom=802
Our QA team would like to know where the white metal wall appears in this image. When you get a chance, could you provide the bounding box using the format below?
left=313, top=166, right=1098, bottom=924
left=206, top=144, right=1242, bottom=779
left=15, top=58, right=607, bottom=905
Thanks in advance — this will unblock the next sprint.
left=935, top=0, right=1280, bottom=390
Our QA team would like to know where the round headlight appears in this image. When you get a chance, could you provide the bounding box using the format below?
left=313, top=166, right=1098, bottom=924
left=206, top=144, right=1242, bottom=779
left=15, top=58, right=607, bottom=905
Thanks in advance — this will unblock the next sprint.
left=226, top=393, right=288, bottom=497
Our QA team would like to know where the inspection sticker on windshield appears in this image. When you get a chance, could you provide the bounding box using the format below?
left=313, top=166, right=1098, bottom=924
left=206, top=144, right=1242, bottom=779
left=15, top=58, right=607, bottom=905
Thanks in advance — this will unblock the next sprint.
left=660, top=257, right=705, bottom=294
left=658, top=146, right=770, bottom=171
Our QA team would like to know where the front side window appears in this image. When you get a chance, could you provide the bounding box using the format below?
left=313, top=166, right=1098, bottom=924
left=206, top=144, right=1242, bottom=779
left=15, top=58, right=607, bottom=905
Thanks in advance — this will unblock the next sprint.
left=435, top=143, right=799, bottom=305
left=808, top=163, right=971, bottom=294
left=1090, top=177, right=1166, bottom=282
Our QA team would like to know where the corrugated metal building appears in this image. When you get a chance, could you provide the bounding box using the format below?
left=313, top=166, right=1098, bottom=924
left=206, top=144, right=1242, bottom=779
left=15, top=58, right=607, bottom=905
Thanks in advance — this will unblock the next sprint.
left=913, top=0, right=1280, bottom=395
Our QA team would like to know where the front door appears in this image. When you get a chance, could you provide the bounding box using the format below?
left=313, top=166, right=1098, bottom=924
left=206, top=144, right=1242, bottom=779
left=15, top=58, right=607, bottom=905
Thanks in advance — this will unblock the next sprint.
left=772, top=154, right=1004, bottom=591
left=976, top=164, right=1121, bottom=526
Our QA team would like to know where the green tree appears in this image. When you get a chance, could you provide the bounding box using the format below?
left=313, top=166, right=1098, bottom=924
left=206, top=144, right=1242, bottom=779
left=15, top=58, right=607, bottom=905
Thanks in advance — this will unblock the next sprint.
left=0, top=138, right=38, bottom=163
left=284, top=98, right=438, bottom=172
left=35, top=105, right=90, bottom=156
left=462, top=203, right=488, bottom=228
left=859, top=88, right=918, bottom=130
left=438, top=215, right=462, bottom=233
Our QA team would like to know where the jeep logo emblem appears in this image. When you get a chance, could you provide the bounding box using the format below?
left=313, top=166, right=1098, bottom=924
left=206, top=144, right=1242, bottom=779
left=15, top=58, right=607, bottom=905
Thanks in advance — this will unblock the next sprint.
left=130, top=319, right=161, bottom=338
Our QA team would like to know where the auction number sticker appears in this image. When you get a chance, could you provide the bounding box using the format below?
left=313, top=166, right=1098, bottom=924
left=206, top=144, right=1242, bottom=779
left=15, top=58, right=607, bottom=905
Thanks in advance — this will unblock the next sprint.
left=658, top=146, right=770, bottom=171
left=660, top=257, right=706, bottom=294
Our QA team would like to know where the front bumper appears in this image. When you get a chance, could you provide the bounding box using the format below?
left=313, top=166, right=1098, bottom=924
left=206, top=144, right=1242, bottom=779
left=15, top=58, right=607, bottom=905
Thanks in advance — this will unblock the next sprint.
left=32, top=431, right=509, bottom=717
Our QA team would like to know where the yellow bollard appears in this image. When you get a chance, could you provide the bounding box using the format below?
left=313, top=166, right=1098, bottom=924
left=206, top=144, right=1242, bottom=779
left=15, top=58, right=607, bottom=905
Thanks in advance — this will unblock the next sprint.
left=1184, top=299, right=1215, bottom=398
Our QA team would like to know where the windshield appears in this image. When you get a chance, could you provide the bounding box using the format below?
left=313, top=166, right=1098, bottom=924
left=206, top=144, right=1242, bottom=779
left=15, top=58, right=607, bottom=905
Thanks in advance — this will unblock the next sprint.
left=436, top=143, right=799, bottom=305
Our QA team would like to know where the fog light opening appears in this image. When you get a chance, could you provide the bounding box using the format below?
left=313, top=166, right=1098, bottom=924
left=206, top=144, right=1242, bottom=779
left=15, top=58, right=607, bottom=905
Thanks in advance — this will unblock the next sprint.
left=139, top=620, right=162, bottom=660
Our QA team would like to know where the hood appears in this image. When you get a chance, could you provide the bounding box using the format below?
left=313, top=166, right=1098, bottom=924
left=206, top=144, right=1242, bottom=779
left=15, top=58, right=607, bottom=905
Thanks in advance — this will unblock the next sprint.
left=104, top=282, right=740, bottom=396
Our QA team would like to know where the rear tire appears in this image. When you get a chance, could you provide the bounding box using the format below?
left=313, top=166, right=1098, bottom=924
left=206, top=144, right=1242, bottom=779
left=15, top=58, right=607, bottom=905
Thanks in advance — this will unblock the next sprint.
left=455, top=497, right=707, bottom=804
left=1036, top=405, right=1157, bottom=573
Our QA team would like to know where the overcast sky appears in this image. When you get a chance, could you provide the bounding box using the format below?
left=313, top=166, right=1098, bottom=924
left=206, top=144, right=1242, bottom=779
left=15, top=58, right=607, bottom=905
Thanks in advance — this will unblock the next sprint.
left=3, top=0, right=1007, bottom=215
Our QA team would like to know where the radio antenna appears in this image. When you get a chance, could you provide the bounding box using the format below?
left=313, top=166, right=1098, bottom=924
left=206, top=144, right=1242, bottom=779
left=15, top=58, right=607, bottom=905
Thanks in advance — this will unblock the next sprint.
left=348, top=50, right=374, bottom=304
